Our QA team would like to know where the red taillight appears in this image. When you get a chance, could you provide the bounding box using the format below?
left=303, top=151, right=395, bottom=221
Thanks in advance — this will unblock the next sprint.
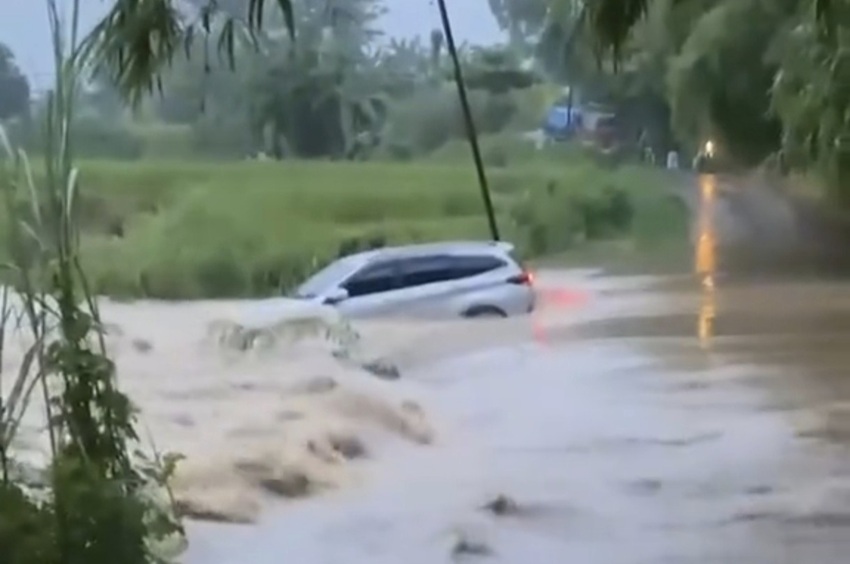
left=508, top=270, right=534, bottom=285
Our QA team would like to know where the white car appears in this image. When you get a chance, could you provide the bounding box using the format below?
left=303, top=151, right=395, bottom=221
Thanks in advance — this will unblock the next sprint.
left=291, top=240, right=536, bottom=319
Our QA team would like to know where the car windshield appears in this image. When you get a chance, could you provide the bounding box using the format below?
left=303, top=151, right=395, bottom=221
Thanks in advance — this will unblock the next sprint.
left=293, top=257, right=359, bottom=298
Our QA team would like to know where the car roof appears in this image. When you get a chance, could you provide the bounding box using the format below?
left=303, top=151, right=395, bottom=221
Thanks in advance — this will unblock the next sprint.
left=344, top=240, right=515, bottom=265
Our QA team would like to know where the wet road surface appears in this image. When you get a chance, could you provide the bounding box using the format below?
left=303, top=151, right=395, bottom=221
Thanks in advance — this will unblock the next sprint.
left=183, top=175, right=850, bottom=562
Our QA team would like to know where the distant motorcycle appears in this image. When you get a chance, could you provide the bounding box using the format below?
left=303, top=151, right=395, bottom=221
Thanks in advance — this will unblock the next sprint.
left=694, top=140, right=719, bottom=173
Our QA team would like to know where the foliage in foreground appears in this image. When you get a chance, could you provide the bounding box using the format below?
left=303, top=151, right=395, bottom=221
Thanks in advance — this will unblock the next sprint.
left=0, top=1, right=183, bottom=562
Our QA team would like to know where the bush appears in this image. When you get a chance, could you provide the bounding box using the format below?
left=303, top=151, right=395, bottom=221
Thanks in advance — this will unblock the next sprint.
left=0, top=482, right=58, bottom=564
left=509, top=183, right=632, bottom=255
left=506, top=164, right=685, bottom=257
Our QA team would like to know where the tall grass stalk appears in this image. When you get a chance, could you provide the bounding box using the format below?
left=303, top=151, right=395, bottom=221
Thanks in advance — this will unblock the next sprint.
left=0, top=0, right=183, bottom=562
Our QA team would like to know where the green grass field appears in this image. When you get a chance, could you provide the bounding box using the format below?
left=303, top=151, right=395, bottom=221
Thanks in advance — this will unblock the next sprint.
left=2, top=156, right=688, bottom=298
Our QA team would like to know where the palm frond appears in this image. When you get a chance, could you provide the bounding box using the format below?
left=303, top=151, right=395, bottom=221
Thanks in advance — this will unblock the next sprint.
left=581, top=0, right=652, bottom=58
left=84, top=0, right=294, bottom=104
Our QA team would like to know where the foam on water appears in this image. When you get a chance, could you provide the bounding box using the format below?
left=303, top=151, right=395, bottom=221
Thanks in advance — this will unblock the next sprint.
left=4, top=297, right=450, bottom=524
left=2, top=269, right=599, bottom=525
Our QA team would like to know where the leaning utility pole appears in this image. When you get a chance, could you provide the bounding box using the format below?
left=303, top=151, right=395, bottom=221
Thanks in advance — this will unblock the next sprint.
left=434, top=0, right=501, bottom=241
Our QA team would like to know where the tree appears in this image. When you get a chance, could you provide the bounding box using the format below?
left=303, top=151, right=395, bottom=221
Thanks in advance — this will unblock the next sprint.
left=487, top=0, right=551, bottom=54
left=770, top=0, right=850, bottom=198
left=115, top=0, right=388, bottom=159
left=463, top=47, right=539, bottom=93
left=374, top=38, right=434, bottom=96
left=245, top=44, right=388, bottom=159
left=0, top=42, right=30, bottom=120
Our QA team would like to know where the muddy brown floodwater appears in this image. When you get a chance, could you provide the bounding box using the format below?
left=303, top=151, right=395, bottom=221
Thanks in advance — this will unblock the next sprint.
left=8, top=174, right=850, bottom=562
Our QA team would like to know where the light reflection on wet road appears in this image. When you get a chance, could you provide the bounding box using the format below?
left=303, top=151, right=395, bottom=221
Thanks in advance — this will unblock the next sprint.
left=695, top=174, right=718, bottom=349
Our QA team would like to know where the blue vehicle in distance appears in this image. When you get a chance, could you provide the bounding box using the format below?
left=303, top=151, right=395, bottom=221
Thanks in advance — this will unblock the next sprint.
left=542, top=103, right=583, bottom=141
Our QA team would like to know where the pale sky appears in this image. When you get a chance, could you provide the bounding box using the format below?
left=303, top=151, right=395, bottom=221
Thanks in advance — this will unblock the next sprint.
left=1, top=1, right=503, bottom=89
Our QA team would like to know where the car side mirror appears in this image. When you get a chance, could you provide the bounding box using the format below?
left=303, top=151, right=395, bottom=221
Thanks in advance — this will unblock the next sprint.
left=323, top=287, right=349, bottom=305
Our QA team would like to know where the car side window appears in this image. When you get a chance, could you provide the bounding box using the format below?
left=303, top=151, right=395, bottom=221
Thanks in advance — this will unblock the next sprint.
left=398, top=255, right=461, bottom=288
left=450, top=255, right=506, bottom=278
left=343, top=262, right=400, bottom=297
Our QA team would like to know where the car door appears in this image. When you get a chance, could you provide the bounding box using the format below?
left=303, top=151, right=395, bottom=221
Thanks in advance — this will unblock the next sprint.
left=333, top=260, right=403, bottom=318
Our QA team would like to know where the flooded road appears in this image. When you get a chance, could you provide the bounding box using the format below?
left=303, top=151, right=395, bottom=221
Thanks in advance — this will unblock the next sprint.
left=176, top=271, right=850, bottom=563
left=7, top=175, right=850, bottom=562
left=180, top=176, right=850, bottom=562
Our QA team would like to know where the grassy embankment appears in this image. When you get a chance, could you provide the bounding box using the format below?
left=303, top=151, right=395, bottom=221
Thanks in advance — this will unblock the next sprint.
left=0, top=144, right=689, bottom=298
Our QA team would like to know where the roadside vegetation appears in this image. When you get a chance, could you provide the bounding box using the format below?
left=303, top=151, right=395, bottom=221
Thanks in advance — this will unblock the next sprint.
left=0, top=155, right=680, bottom=299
